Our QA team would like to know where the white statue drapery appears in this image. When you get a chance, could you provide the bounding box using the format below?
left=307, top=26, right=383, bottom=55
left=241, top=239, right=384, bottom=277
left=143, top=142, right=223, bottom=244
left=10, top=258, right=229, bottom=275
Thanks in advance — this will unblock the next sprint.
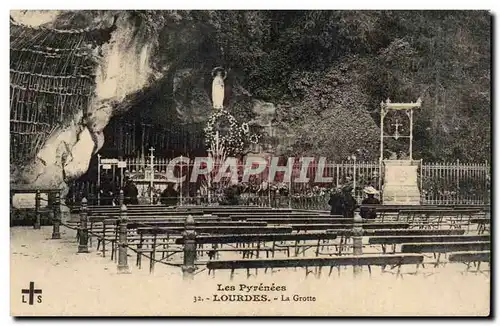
left=211, top=67, right=226, bottom=109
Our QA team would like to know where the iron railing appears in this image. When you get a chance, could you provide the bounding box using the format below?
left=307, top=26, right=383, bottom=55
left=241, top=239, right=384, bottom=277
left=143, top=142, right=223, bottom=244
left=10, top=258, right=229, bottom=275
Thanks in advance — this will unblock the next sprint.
left=69, top=158, right=490, bottom=206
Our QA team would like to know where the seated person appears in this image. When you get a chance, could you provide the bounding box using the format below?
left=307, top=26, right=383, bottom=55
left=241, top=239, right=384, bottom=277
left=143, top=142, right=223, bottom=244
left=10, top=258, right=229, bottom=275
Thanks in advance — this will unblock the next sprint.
left=360, top=186, right=380, bottom=219
left=160, top=183, right=179, bottom=207
left=220, top=184, right=241, bottom=206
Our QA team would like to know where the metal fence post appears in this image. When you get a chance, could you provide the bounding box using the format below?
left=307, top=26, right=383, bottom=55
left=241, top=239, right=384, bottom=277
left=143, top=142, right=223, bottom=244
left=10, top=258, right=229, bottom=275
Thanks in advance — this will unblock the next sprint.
left=34, top=190, right=41, bottom=229
left=78, top=198, right=89, bottom=253
left=150, top=147, right=155, bottom=205
left=119, top=189, right=124, bottom=207
left=352, top=209, right=363, bottom=277
left=182, top=215, right=197, bottom=280
left=97, top=154, right=101, bottom=205
left=179, top=155, right=184, bottom=206
left=117, top=204, right=130, bottom=273
left=485, top=160, right=490, bottom=205
left=51, top=191, right=61, bottom=239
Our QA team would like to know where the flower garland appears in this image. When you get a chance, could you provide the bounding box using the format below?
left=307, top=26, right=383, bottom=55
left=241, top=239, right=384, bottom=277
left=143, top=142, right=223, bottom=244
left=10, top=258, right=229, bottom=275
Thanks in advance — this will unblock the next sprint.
left=241, top=122, right=250, bottom=134
left=204, top=109, right=245, bottom=155
left=248, top=133, right=260, bottom=144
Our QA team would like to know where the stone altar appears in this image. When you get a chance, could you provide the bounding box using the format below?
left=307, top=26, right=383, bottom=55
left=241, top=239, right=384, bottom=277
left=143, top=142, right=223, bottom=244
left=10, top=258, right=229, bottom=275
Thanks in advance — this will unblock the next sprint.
left=382, top=160, right=421, bottom=205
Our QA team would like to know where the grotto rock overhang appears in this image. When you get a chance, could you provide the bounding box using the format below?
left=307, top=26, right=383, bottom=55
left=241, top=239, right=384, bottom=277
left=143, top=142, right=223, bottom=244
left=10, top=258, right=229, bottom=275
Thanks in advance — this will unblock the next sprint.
left=9, top=14, right=163, bottom=195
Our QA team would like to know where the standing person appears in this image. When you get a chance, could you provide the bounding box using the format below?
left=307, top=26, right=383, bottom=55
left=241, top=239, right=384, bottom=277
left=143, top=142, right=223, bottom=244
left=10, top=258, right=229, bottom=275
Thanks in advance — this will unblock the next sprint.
left=161, top=182, right=179, bottom=207
left=257, top=181, right=268, bottom=206
left=328, top=185, right=344, bottom=216
left=360, top=186, right=381, bottom=219
left=123, top=177, right=139, bottom=205
left=341, top=185, right=357, bottom=219
left=99, top=176, right=114, bottom=205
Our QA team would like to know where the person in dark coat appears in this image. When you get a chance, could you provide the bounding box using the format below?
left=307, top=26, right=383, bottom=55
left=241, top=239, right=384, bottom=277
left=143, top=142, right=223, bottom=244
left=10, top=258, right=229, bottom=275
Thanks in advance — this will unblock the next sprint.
left=328, top=186, right=344, bottom=216
left=341, top=185, right=357, bottom=219
left=220, top=184, right=241, bottom=206
left=123, top=177, right=139, bottom=205
left=161, top=183, right=179, bottom=207
left=360, top=186, right=381, bottom=219
left=99, top=177, right=115, bottom=205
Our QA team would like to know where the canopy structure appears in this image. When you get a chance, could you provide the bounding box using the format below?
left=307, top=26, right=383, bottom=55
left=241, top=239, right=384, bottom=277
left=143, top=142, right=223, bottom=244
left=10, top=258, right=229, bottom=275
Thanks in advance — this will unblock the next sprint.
left=9, top=17, right=115, bottom=167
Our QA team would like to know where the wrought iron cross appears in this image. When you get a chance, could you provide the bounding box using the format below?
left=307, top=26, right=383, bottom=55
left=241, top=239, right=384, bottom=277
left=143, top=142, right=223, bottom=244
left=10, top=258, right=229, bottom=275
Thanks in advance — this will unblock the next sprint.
left=392, top=119, right=402, bottom=140
left=149, top=147, right=155, bottom=164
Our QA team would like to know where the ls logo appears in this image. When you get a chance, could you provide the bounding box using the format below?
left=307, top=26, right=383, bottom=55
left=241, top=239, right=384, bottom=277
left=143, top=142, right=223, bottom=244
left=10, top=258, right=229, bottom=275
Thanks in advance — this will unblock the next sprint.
left=21, top=282, right=42, bottom=305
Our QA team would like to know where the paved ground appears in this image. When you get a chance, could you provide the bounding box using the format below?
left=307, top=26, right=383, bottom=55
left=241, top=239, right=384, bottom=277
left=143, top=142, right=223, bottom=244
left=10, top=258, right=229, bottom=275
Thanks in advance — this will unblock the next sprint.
left=10, top=225, right=490, bottom=316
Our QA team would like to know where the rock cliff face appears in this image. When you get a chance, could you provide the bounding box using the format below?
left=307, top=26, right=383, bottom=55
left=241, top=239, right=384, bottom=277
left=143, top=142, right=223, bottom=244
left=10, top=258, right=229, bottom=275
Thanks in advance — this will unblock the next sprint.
left=11, top=11, right=161, bottom=196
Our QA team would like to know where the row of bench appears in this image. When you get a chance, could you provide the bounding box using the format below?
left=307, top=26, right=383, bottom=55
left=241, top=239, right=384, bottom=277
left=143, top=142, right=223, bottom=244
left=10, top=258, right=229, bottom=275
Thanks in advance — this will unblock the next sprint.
left=68, top=202, right=490, bottom=277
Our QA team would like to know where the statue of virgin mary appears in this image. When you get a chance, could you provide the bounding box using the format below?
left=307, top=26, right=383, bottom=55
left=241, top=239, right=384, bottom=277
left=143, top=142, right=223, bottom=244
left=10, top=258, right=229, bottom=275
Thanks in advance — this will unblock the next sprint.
left=211, top=67, right=227, bottom=110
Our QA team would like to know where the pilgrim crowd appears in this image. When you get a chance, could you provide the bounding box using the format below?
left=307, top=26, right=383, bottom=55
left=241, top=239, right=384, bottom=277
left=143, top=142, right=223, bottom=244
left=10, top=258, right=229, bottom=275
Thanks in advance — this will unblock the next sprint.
left=76, top=175, right=381, bottom=219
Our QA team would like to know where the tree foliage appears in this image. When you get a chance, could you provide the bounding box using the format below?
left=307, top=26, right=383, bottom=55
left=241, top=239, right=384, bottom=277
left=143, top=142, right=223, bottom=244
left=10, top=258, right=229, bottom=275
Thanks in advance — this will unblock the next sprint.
left=53, top=10, right=491, bottom=162
left=203, top=10, right=491, bottom=162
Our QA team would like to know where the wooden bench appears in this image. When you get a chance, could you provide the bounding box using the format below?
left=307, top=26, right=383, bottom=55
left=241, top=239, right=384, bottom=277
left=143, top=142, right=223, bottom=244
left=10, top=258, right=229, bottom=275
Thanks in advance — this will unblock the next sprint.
left=293, top=222, right=409, bottom=232
left=401, top=241, right=490, bottom=254
left=175, top=232, right=337, bottom=245
left=368, top=235, right=490, bottom=253
left=448, top=251, right=490, bottom=273
left=328, top=229, right=467, bottom=256
left=401, top=241, right=490, bottom=266
left=359, top=205, right=483, bottom=224
left=137, top=225, right=294, bottom=235
left=470, top=217, right=490, bottom=234
left=446, top=209, right=485, bottom=230
left=359, top=205, right=447, bottom=221
left=228, top=214, right=337, bottom=220
left=398, top=208, right=482, bottom=225
left=133, top=239, right=289, bottom=272
left=233, top=217, right=352, bottom=224
left=73, top=219, right=183, bottom=258
left=88, top=219, right=118, bottom=254
left=82, top=206, right=282, bottom=216
left=133, top=230, right=333, bottom=272
left=398, top=209, right=451, bottom=228
left=131, top=228, right=298, bottom=268
left=451, top=205, right=490, bottom=212
left=84, top=217, right=238, bottom=250
left=87, top=206, right=287, bottom=217
left=86, top=215, right=231, bottom=238
left=348, top=229, right=467, bottom=237
left=88, top=215, right=230, bottom=222
left=126, top=221, right=268, bottom=229
left=88, top=211, right=207, bottom=217
left=80, top=204, right=279, bottom=211
left=175, top=232, right=338, bottom=259
left=206, top=254, right=425, bottom=279
left=220, top=211, right=322, bottom=219
left=77, top=225, right=180, bottom=267
left=88, top=222, right=290, bottom=263
left=75, top=216, right=227, bottom=248
left=200, top=246, right=291, bottom=260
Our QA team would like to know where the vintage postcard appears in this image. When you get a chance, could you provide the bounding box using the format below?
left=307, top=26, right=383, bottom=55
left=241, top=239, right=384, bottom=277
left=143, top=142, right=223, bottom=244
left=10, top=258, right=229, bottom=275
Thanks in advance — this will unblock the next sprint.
left=9, top=9, right=491, bottom=316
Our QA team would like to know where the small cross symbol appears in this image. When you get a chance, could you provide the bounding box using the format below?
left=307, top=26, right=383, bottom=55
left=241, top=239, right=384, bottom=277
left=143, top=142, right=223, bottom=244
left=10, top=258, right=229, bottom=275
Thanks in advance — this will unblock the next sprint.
left=392, top=119, right=402, bottom=140
left=21, top=282, right=42, bottom=305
